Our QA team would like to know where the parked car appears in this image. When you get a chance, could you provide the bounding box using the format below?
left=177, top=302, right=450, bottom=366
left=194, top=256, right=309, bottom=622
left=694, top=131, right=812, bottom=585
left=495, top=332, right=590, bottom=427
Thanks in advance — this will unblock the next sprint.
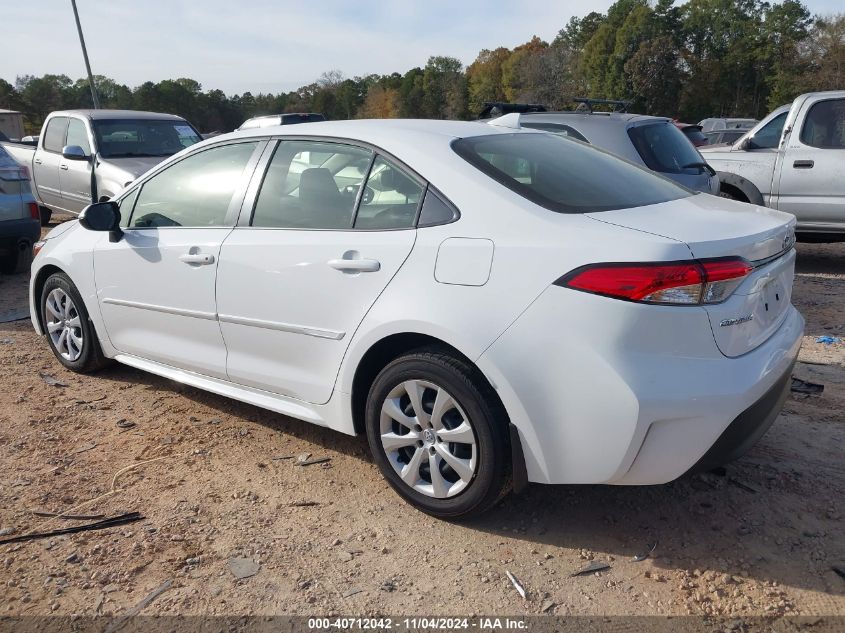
left=0, top=144, right=40, bottom=274
left=699, top=117, right=758, bottom=133
left=1, top=110, right=202, bottom=225
left=700, top=91, right=845, bottom=240
left=704, top=129, right=746, bottom=146
left=675, top=122, right=709, bottom=147
left=519, top=107, right=719, bottom=193
left=237, top=113, right=326, bottom=130
left=31, top=119, right=802, bottom=519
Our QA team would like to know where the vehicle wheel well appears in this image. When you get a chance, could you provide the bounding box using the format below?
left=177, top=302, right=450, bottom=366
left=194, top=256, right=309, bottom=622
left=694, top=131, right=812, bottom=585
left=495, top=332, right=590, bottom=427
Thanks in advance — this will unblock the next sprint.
left=719, top=182, right=748, bottom=202
left=351, top=334, right=481, bottom=435
left=32, top=265, right=64, bottom=331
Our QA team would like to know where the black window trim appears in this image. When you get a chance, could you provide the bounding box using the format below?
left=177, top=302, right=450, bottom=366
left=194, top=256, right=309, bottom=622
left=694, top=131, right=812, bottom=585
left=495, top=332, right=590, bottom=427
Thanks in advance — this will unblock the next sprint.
left=236, top=135, right=460, bottom=232
left=122, top=138, right=267, bottom=230
left=799, top=97, right=845, bottom=150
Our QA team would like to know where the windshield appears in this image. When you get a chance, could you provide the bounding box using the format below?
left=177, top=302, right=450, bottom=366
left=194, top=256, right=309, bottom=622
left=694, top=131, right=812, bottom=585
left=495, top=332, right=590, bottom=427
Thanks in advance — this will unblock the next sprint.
left=92, top=119, right=202, bottom=158
left=628, top=122, right=705, bottom=175
left=452, top=132, right=692, bottom=214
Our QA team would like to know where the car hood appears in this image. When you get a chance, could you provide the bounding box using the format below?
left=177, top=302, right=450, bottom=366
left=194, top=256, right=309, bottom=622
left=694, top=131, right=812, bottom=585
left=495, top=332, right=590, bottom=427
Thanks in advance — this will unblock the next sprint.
left=586, top=193, right=796, bottom=262
left=97, top=155, right=168, bottom=186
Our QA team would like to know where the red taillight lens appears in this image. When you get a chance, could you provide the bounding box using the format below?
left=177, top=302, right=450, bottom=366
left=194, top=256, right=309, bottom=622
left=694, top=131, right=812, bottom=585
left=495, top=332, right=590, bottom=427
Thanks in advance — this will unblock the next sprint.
left=28, top=202, right=40, bottom=221
left=557, top=258, right=752, bottom=305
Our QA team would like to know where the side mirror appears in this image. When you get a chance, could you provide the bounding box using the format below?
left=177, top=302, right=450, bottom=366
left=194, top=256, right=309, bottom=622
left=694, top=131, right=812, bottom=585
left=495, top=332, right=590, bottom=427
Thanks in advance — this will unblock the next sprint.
left=62, top=145, right=90, bottom=161
left=79, top=201, right=122, bottom=241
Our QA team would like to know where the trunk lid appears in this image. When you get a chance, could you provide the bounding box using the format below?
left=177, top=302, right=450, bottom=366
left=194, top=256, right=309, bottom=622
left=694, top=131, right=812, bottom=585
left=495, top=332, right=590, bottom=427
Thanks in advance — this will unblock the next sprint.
left=587, top=194, right=798, bottom=357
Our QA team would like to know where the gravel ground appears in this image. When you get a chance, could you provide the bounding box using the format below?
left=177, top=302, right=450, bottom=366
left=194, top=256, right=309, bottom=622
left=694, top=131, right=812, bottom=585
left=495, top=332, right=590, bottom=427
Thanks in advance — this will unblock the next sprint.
left=0, top=217, right=843, bottom=618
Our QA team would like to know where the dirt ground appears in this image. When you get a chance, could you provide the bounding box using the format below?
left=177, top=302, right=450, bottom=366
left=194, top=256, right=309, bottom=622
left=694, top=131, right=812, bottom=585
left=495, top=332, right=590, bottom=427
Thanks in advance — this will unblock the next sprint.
left=0, top=215, right=843, bottom=619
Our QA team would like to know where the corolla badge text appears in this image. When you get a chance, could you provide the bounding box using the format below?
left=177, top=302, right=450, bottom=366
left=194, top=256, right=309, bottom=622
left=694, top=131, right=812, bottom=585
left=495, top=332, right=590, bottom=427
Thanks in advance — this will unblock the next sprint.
left=720, top=314, right=754, bottom=327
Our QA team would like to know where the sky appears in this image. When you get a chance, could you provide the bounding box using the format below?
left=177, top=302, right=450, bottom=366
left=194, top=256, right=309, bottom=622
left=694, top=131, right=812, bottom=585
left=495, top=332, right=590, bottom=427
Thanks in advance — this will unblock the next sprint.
left=2, top=0, right=842, bottom=96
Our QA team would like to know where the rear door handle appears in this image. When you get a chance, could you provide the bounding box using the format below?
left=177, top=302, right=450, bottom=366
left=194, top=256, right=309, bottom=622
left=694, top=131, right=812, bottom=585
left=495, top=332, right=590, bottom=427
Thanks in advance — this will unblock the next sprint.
left=60, top=164, right=68, bottom=170
left=179, top=253, right=215, bottom=266
left=793, top=160, right=814, bottom=169
left=327, top=258, right=381, bottom=273
left=34, top=158, right=42, bottom=165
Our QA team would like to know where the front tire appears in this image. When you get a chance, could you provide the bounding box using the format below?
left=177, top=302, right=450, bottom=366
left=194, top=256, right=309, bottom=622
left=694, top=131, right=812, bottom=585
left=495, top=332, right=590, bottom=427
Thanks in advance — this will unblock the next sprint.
left=365, top=349, right=510, bottom=519
left=41, top=273, right=110, bottom=373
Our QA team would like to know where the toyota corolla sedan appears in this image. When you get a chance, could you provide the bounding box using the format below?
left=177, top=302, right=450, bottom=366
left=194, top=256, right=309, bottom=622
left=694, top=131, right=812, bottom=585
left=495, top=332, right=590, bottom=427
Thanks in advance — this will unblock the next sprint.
left=30, top=117, right=803, bottom=519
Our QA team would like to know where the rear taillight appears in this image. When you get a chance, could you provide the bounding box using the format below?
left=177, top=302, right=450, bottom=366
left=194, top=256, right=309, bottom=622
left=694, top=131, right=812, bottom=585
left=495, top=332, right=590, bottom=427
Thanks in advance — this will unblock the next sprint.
left=0, top=166, right=30, bottom=181
left=28, top=202, right=40, bottom=221
left=556, top=258, right=752, bottom=305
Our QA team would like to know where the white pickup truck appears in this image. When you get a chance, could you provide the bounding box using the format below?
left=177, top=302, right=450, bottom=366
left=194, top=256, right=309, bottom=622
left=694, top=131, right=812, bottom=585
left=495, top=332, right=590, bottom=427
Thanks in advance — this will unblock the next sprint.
left=700, top=91, right=845, bottom=240
left=1, top=109, right=202, bottom=224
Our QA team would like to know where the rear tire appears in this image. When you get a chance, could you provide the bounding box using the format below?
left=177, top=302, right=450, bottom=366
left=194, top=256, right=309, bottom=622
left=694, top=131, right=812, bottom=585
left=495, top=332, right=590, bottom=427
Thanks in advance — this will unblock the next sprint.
left=41, top=273, right=111, bottom=373
left=365, top=348, right=511, bottom=520
left=0, top=241, right=32, bottom=275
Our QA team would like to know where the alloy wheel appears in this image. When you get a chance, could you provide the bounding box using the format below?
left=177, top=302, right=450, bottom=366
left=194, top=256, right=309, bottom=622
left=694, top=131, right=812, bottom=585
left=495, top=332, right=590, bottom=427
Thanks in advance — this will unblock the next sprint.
left=379, top=379, right=478, bottom=499
left=45, top=288, right=84, bottom=362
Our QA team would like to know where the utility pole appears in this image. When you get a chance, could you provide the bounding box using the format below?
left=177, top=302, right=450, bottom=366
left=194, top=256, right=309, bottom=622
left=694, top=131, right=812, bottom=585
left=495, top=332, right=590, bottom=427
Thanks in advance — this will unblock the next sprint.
left=70, top=0, right=100, bottom=109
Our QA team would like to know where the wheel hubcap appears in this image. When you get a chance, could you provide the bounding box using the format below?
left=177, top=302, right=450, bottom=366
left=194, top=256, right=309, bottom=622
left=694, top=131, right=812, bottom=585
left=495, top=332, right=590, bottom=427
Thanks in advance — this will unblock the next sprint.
left=379, top=379, right=478, bottom=499
left=45, top=288, right=83, bottom=362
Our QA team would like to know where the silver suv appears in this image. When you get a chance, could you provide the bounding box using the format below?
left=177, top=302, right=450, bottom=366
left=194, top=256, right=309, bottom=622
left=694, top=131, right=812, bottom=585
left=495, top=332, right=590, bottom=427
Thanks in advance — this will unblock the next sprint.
left=519, top=104, right=719, bottom=194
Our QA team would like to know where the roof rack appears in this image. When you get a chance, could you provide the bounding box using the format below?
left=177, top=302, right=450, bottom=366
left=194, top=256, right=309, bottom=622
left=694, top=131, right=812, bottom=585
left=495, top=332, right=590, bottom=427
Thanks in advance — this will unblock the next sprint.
left=478, top=102, right=547, bottom=119
left=573, top=98, right=633, bottom=114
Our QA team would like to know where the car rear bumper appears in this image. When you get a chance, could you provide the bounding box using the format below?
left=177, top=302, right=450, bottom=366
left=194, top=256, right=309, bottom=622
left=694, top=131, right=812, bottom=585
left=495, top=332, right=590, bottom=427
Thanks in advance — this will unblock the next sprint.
left=0, top=217, right=39, bottom=255
left=476, top=286, right=804, bottom=485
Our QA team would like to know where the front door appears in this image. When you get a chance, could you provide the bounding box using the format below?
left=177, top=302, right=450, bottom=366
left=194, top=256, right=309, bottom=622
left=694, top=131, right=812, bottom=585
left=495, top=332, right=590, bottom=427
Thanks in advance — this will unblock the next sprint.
left=217, top=140, right=424, bottom=404
left=775, top=97, right=845, bottom=230
left=59, top=118, right=95, bottom=213
left=94, top=141, right=262, bottom=378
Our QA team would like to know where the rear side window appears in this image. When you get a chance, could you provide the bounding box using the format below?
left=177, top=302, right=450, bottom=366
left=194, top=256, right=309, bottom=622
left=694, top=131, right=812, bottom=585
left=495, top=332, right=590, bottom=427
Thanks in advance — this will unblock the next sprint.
left=452, top=132, right=691, bottom=214
left=252, top=140, right=372, bottom=229
left=43, top=117, right=69, bottom=153
left=800, top=99, right=845, bottom=148
left=354, top=156, right=424, bottom=230
left=627, top=123, right=704, bottom=175
left=521, top=122, right=589, bottom=143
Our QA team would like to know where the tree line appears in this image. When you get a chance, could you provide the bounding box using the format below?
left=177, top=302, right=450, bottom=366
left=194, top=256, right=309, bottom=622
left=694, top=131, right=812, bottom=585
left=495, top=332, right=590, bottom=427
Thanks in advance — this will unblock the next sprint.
left=1, top=0, right=843, bottom=134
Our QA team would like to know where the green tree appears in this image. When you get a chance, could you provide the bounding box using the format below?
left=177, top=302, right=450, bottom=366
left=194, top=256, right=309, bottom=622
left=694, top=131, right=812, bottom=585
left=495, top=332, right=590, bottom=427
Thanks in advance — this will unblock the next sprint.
left=466, top=47, right=511, bottom=114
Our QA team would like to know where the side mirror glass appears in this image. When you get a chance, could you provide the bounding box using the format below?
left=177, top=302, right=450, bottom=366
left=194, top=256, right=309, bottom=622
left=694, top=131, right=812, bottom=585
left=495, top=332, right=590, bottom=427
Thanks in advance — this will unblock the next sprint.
left=62, top=145, right=90, bottom=161
left=79, top=201, right=121, bottom=235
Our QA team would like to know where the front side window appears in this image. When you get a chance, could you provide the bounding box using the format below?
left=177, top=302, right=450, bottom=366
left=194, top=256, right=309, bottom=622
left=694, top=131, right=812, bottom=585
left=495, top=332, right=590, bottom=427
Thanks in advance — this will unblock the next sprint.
left=93, top=119, right=202, bottom=158
left=627, top=122, right=704, bottom=175
left=252, top=141, right=372, bottom=229
left=800, top=99, right=845, bottom=148
left=749, top=112, right=787, bottom=150
left=117, top=188, right=139, bottom=228
left=354, top=156, right=424, bottom=229
left=129, top=142, right=258, bottom=228
left=521, top=122, right=589, bottom=143
left=66, top=119, right=91, bottom=154
left=43, top=117, right=69, bottom=153
left=453, top=132, right=691, bottom=214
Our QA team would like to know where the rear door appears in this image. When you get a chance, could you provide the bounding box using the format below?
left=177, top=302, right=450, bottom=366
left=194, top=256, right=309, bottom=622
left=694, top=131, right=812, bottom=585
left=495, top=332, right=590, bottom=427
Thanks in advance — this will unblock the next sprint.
left=216, top=139, right=422, bottom=404
left=33, top=116, right=67, bottom=210
left=59, top=117, right=95, bottom=213
left=774, top=96, right=845, bottom=230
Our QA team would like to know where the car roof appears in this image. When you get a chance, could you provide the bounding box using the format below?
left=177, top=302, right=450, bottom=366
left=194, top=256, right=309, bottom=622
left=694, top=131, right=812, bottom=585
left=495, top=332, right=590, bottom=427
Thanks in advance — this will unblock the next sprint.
left=520, top=111, right=670, bottom=127
left=54, top=109, right=189, bottom=121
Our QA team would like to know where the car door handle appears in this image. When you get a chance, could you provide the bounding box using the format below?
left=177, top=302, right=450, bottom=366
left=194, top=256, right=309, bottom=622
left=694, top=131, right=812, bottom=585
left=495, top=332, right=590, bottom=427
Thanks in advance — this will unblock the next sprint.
left=179, top=253, right=215, bottom=265
left=327, top=258, right=381, bottom=273
left=793, top=160, right=814, bottom=169
left=60, top=164, right=68, bottom=170
left=34, top=158, right=42, bottom=165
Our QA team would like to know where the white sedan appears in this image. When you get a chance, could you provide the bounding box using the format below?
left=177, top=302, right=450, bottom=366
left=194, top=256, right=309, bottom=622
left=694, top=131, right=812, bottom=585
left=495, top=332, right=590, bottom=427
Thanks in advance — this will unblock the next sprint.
left=30, top=117, right=803, bottom=519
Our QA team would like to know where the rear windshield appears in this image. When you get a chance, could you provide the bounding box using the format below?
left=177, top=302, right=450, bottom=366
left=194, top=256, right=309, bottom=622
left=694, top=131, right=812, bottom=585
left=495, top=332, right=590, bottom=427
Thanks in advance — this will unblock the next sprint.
left=628, top=122, right=704, bottom=175
left=92, top=119, right=202, bottom=158
left=452, top=132, right=692, bottom=214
